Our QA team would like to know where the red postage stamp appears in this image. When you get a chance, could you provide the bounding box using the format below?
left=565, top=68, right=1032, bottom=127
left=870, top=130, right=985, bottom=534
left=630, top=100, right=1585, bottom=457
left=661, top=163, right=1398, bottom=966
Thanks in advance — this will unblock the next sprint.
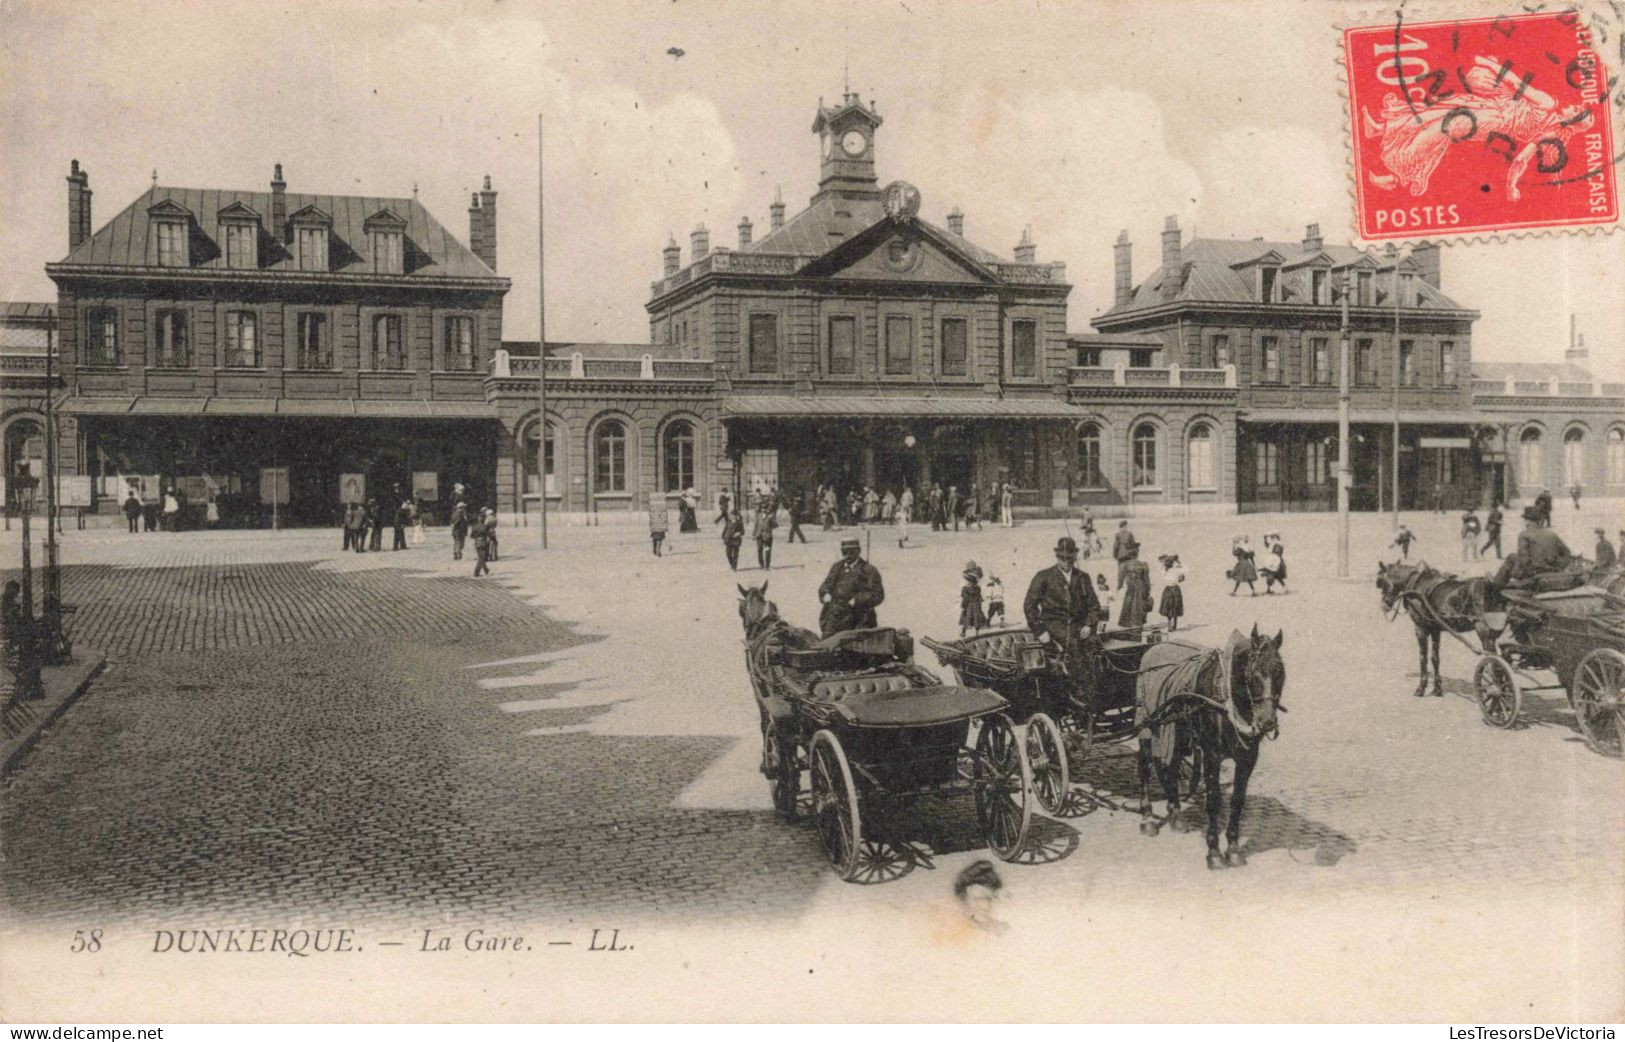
left=1344, top=10, right=1619, bottom=240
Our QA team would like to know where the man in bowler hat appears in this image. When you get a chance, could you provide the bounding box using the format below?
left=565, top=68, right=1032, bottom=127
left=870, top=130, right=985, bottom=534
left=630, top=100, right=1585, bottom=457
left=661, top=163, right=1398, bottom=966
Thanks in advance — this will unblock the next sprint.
left=1025, top=536, right=1104, bottom=688
left=818, top=537, right=885, bottom=637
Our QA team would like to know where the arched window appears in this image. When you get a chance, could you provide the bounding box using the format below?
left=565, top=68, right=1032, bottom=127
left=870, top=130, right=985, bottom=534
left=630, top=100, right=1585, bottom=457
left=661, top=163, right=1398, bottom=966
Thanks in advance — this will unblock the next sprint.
left=523, top=422, right=556, bottom=496
left=664, top=420, right=696, bottom=492
left=1519, top=427, right=1542, bottom=486
left=1607, top=428, right=1625, bottom=485
left=1187, top=423, right=1215, bottom=490
left=1132, top=423, right=1159, bottom=489
left=594, top=421, right=627, bottom=493
left=1563, top=428, right=1585, bottom=486
left=1076, top=423, right=1104, bottom=489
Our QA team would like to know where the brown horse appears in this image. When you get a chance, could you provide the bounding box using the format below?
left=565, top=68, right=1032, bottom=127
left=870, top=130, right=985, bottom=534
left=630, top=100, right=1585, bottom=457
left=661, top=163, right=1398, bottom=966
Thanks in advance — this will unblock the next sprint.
left=1374, top=561, right=1499, bottom=698
left=1135, top=625, right=1286, bottom=870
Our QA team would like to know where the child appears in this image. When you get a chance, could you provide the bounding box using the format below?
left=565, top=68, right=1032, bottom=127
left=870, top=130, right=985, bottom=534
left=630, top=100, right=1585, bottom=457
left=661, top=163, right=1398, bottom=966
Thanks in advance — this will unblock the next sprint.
left=1094, top=572, right=1114, bottom=631
left=984, top=575, right=1006, bottom=627
left=649, top=495, right=669, bottom=557
left=1259, top=534, right=1284, bottom=594
left=1391, top=524, right=1416, bottom=560
left=1267, top=533, right=1288, bottom=591
left=1158, top=554, right=1185, bottom=631
left=1460, top=510, right=1481, bottom=561
left=960, top=561, right=988, bottom=636
left=1228, top=535, right=1258, bottom=596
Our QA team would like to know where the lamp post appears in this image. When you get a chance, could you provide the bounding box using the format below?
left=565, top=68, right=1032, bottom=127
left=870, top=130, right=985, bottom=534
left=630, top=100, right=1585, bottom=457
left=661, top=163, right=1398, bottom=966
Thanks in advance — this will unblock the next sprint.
left=41, top=315, right=67, bottom=664
left=537, top=113, right=549, bottom=550
left=9, top=467, right=45, bottom=701
left=1386, top=243, right=1406, bottom=529
left=1337, top=271, right=1352, bottom=578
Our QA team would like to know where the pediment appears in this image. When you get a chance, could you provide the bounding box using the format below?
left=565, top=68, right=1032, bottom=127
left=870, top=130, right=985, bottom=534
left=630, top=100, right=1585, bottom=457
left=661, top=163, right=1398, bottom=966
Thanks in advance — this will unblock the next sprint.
left=800, top=218, right=996, bottom=285
left=289, top=204, right=333, bottom=225
left=1231, top=249, right=1286, bottom=270
left=1335, top=253, right=1380, bottom=271
left=216, top=201, right=262, bottom=222
left=1283, top=250, right=1336, bottom=270
left=363, top=208, right=408, bottom=231
left=146, top=199, right=193, bottom=219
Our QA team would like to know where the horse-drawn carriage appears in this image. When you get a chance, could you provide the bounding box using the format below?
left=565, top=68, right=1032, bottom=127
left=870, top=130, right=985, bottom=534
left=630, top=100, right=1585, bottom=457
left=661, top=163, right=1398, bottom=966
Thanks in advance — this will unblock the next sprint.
left=1472, top=585, right=1625, bottom=757
left=739, top=584, right=1033, bottom=880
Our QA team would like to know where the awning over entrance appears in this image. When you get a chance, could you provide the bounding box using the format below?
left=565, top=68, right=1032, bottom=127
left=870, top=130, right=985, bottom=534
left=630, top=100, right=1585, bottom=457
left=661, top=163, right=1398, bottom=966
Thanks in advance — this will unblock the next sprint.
left=1240, top=408, right=1482, bottom=424
left=59, top=396, right=499, bottom=420
left=721, top=395, right=1080, bottom=420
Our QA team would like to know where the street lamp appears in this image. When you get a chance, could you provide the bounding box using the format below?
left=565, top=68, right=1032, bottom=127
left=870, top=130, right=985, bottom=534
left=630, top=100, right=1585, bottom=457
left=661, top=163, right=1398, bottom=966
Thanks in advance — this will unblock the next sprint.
left=8, top=466, right=45, bottom=702
left=1336, top=268, right=1352, bottom=578
left=1385, top=242, right=1409, bottom=529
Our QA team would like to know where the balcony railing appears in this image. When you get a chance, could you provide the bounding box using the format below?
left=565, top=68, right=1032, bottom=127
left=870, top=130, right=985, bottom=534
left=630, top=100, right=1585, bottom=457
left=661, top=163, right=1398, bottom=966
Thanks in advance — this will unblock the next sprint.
left=0, top=353, right=50, bottom=373
left=649, top=248, right=807, bottom=296
left=1471, top=374, right=1623, bottom=399
left=490, top=351, right=714, bottom=382
left=1069, top=363, right=1236, bottom=389
left=993, top=261, right=1067, bottom=284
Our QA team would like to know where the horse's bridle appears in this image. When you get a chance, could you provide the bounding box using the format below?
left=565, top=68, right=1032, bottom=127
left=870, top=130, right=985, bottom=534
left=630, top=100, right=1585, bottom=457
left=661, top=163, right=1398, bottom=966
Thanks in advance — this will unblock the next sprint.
left=1380, top=566, right=1420, bottom=622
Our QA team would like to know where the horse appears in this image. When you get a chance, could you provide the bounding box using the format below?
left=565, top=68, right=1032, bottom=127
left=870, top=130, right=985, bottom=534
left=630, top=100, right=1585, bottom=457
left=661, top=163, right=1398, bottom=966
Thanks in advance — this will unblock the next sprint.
left=1134, top=624, right=1286, bottom=870
left=1374, top=560, right=1499, bottom=698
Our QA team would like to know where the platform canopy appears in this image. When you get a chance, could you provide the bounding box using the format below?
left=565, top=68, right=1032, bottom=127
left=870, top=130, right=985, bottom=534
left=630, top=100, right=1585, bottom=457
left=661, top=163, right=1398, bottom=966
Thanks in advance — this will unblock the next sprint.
left=1240, top=408, right=1483, bottom=425
left=721, top=395, right=1081, bottom=420
left=57, top=396, right=499, bottom=420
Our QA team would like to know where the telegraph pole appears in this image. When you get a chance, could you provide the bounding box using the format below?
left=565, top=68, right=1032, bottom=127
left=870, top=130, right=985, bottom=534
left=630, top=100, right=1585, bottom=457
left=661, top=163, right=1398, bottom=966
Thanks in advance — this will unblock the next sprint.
left=1389, top=244, right=1402, bottom=529
left=537, top=113, right=549, bottom=550
left=42, top=315, right=66, bottom=662
left=1337, top=276, right=1351, bottom=578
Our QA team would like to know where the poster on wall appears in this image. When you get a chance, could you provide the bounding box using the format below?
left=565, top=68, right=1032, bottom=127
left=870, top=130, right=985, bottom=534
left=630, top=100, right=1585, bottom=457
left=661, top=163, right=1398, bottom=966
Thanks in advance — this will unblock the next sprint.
left=339, top=473, right=366, bottom=505
left=60, top=476, right=94, bottom=507
left=178, top=476, right=210, bottom=502
left=260, top=467, right=290, bottom=506
left=411, top=471, right=438, bottom=502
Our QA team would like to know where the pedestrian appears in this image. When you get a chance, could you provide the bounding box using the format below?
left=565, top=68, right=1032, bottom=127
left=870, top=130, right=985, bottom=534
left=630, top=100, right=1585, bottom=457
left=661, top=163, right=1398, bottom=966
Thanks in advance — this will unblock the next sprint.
left=1000, top=483, right=1014, bottom=528
left=898, top=486, right=914, bottom=526
left=366, top=499, right=383, bottom=551
left=818, top=537, right=885, bottom=636
left=411, top=499, right=426, bottom=545
left=1482, top=502, right=1504, bottom=559
left=959, top=560, right=988, bottom=636
left=393, top=498, right=410, bottom=550
left=881, top=488, right=897, bottom=524
left=678, top=488, right=699, bottom=533
left=784, top=490, right=807, bottom=543
left=1228, top=535, right=1258, bottom=596
left=984, top=574, right=1006, bottom=627
left=1434, top=481, right=1446, bottom=515
left=450, top=499, right=469, bottom=560
left=340, top=502, right=355, bottom=551
left=1594, top=527, right=1616, bottom=571
left=928, top=483, right=945, bottom=531
left=847, top=489, right=861, bottom=526
left=988, top=481, right=1002, bottom=525
left=720, top=506, right=745, bottom=570
left=142, top=497, right=159, bottom=532
left=753, top=500, right=776, bottom=570
left=1266, top=532, right=1288, bottom=591
left=472, top=508, right=493, bottom=576
left=820, top=485, right=837, bottom=530
left=716, top=489, right=734, bottom=525
left=1570, top=483, right=1583, bottom=511
left=1535, top=488, right=1553, bottom=527
left=1080, top=510, right=1099, bottom=558
left=486, top=510, right=500, bottom=561
left=649, top=494, right=668, bottom=556
left=1259, top=534, right=1284, bottom=594
left=1390, top=524, right=1416, bottom=560
left=162, top=487, right=181, bottom=532
left=1112, top=519, right=1139, bottom=585
left=123, top=490, right=142, bottom=534
left=1461, top=509, right=1482, bottom=562
left=1157, top=554, right=1185, bottom=631
left=1022, top=537, right=1102, bottom=673
left=863, top=486, right=879, bottom=524
left=1094, top=573, right=1114, bottom=630
left=1118, top=553, right=1152, bottom=630
left=963, top=488, right=982, bottom=531
left=348, top=502, right=367, bottom=553
left=947, top=486, right=961, bottom=532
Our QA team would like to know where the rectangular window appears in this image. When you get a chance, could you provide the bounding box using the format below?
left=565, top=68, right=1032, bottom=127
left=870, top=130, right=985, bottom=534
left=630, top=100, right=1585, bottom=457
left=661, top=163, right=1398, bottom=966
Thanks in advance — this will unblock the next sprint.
left=1311, top=269, right=1328, bottom=305
left=296, top=227, right=328, bottom=271
left=1260, top=336, right=1281, bottom=383
left=1188, top=431, right=1215, bottom=490
left=1011, top=319, right=1037, bottom=378
left=1259, top=266, right=1278, bottom=303
left=827, top=316, right=856, bottom=375
left=86, top=307, right=120, bottom=366
left=1439, top=341, right=1456, bottom=385
left=1306, top=441, right=1328, bottom=484
left=1210, top=334, right=1230, bottom=369
left=153, top=309, right=189, bottom=368
left=1310, top=337, right=1331, bottom=385
left=156, top=222, right=187, bottom=267
left=224, top=223, right=257, bottom=269
left=940, top=317, right=968, bottom=376
left=224, top=310, right=258, bottom=367
left=1400, top=272, right=1416, bottom=307
left=372, top=314, right=405, bottom=370
left=1399, top=339, right=1417, bottom=386
left=1357, top=271, right=1374, bottom=306
left=885, top=315, right=913, bottom=375
left=1255, top=441, right=1280, bottom=486
left=296, top=313, right=330, bottom=370
left=1356, top=338, right=1377, bottom=386
left=372, top=232, right=404, bottom=274
left=748, top=313, right=778, bottom=374
left=444, top=316, right=475, bottom=371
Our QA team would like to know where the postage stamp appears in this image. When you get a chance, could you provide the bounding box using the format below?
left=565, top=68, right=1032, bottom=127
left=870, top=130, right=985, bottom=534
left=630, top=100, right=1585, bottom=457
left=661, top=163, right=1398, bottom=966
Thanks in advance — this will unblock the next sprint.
left=1344, top=9, right=1620, bottom=240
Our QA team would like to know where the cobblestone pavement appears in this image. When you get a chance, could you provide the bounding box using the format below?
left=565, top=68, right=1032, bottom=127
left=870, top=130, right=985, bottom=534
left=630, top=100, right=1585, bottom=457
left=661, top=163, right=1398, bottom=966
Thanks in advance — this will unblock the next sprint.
left=1, top=510, right=1622, bottom=1018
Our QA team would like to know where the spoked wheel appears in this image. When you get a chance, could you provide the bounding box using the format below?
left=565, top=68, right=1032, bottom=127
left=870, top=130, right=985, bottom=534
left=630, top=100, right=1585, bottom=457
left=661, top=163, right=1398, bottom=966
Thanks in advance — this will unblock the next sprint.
left=973, top=713, right=1032, bottom=861
left=809, top=730, right=863, bottom=880
left=765, top=727, right=800, bottom=822
left=1474, top=655, right=1522, bottom=729
left=1023, top=712, right=1069, bottom=815
left=1572, top=649, right=1625, bottom=759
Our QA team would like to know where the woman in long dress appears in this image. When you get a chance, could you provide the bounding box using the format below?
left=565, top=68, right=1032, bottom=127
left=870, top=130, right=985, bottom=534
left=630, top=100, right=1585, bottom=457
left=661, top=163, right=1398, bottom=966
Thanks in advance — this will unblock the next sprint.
left=1118, top=557, right=1152, bottom=630
left=1228, top=535, right=1258, bottom=596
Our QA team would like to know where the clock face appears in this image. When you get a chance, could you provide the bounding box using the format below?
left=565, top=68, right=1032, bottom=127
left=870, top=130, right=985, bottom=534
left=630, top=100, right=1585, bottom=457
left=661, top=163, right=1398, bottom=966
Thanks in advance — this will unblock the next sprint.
left=841, top=129, right=867, bottom=157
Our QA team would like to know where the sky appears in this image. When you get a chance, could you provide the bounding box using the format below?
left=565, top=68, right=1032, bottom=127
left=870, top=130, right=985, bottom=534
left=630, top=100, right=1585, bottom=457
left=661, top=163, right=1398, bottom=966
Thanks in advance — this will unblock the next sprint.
left=2, top=0, right=1620, bottom=376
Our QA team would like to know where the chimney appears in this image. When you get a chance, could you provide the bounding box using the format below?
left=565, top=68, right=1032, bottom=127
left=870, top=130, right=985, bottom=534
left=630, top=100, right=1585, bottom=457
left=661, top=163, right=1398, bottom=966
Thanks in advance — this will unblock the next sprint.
left=270, top=163, right=287, bottom=237
left=476, top=174, right=498, bottom=270
left=1412, top=241, right=1441, bottom=288
left=946, top=206, right=964, bottom=237
left=468, top=194, right=484, bottom=268
left=663, top=234, right=681, bottom=276
left=1160, top=215, right=1183, bottom=301
left=1013, top=226, right=1036, bottom=263
left=1302, top=222, right=1322, bottom=252
left=1567, top=315, right=1589, bottom=363
left=1113, top=229, right=1133, bottom=307
left=738, top=216, right=753, bottom=249
left=690, top=223, right=709, bottom=261
left=769, top=187, right=785, bottom=231
left=67, top=160, right=91, bottom=251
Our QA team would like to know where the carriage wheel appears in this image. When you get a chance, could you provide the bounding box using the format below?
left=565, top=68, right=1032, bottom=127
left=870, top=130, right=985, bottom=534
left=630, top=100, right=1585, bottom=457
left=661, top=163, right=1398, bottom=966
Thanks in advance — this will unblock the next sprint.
left=1572, top=649, right=1625, bottom=759
left=1024, top=713, right=1069, bottom=816
left=765, top=727, right=799, bottom=822
left=809, top=730, right=863, bottom=880
left=1473, top=655, right=1522, bottom=730
left=973, top=714, right=1032, bottom=861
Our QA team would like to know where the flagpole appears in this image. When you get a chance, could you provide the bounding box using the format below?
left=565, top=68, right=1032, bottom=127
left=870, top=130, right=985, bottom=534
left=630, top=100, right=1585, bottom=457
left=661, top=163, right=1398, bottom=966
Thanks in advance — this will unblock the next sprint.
left=537, top=113, right=549, bottom=550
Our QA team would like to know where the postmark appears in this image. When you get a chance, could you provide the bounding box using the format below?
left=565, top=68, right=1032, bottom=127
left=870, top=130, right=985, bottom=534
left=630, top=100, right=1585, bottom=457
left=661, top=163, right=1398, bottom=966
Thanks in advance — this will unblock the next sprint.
left=1344, top=8, right=1620, bottom=240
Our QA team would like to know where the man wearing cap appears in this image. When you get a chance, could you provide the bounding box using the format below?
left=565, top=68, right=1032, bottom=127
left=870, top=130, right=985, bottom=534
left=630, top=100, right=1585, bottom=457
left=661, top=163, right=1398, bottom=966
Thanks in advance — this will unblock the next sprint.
left=1493, top=505, right=1574, bottom=587
left=1594, top=528, right=1616, bottom=571
left=1534, top=488, right=1553, bottom=527
left=1024, top=536, right=1103, bottom=663
left=1112, top=520, right=1140, bottom=584
left=818, top=538, right=885, bottom=637
left=1482, top=501, right=1504, bottom=560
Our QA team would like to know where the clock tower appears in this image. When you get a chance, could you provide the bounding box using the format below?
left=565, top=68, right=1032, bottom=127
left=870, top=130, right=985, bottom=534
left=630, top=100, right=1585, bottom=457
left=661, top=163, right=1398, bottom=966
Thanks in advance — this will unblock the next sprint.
left=812, top=91, right=882, bottom=202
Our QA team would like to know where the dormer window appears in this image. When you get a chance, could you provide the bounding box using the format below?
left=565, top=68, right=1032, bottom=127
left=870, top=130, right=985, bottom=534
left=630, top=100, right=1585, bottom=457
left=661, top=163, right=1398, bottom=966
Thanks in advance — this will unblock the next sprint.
left=1399, top=272, right=1416, bottom=307
left=1311, top=268, right=1328, bottom=305
left=1357, top=270, right=1374, bottom=306
left=217, top=202, right=262, bottom=270
left=364, top=209, right=408, bottom=275
left=289, top=205, right=333, bottom=272
left=156, top=221, right=187, bottom=267
left=1259, top=265, right=1279, bottom=303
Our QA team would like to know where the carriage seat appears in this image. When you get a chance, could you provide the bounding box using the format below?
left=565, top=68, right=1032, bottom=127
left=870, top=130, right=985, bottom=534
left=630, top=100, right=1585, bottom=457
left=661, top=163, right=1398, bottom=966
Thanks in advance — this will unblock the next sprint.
left=810, top=672, right=915, bottom=702
left=972, top=631, right=1030, bottom=663
left=776, top=627, right=909, bottom=670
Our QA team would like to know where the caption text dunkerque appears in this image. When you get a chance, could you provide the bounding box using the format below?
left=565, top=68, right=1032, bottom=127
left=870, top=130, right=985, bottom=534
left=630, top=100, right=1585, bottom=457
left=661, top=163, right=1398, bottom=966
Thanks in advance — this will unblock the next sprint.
left=72, top=927, right=634, bottom=958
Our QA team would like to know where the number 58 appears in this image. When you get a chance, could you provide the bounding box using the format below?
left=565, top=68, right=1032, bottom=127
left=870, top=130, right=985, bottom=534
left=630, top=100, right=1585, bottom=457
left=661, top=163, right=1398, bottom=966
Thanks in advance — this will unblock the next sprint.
left=70, top=928, right=102, bottom=952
